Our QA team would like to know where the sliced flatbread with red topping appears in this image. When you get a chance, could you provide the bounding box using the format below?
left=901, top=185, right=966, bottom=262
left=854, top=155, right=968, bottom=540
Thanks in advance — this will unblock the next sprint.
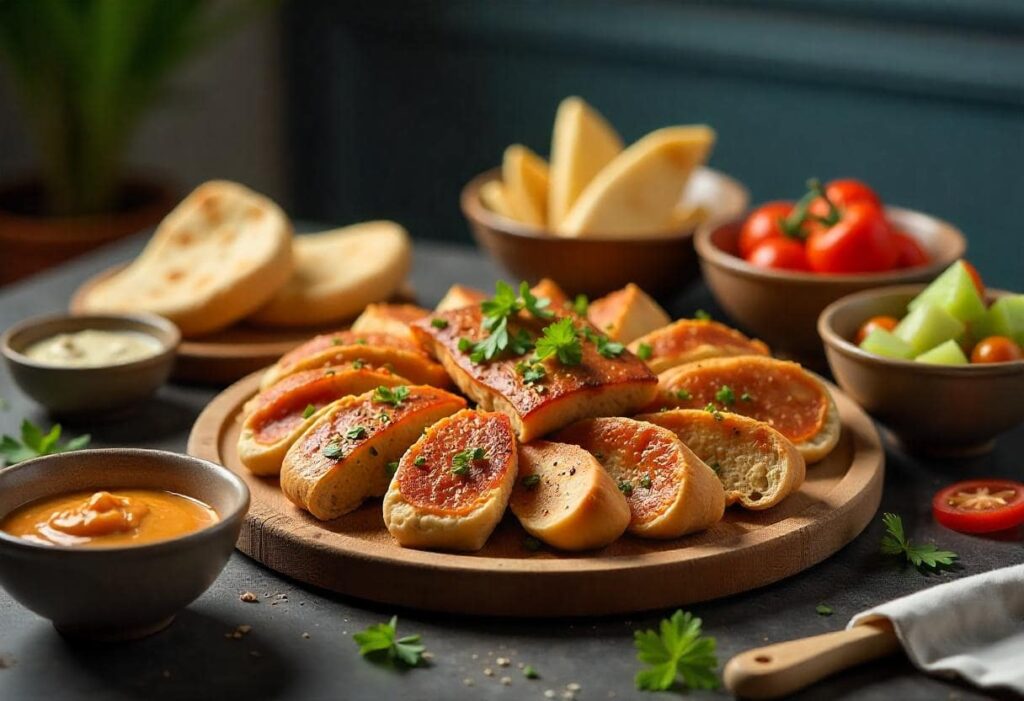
left=649, top=356, right=840, bottom=463
left=554, top=417, right=725, bottom=539
left=383, top=410, right=518, bottom=551
left=259, top=331, right=450, bottom=390
left=238, top=365, right=409, bottom=476
left=628, top=319, right=770, bottom=374
left=509, top=440, right=630, bottom=550
left=638, top=409, right=805, bottom=510
left=588, top=283, right=671, bottom=343
left=280, top=386, right=466, bottom=520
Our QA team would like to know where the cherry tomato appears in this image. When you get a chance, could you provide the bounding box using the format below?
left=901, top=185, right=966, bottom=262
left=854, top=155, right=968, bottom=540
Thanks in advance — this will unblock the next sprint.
left=854, top=315, right=899, bottom=345
left=739, top=202, right=797, bottom=258
left=746, top=238, right=810, bottom=272
left=933, top=479, right=1024, bottom=533
left=805, top=202, right=898, bottom=273
left=961, top=260, right=985, bottom=298
left=808, top=179, right=883, bottom=221
left=891, top=230, right=930, bottom=268
left=971, top=336, right=1023, bottom=364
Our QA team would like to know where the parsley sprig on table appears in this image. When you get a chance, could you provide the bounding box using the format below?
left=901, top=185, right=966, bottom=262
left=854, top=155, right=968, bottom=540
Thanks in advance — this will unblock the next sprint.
left=634, top=610, right=718, bottom=692
left=0, top=419, right=90, bottom=466
left=880, top=513, right=958, bottom=573
left=353, top=615, right=426, bottom=668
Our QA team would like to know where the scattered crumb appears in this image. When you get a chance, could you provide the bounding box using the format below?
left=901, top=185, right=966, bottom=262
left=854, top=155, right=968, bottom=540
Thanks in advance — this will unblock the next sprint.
left=0, top=656, right=14, bottom=670
left=496, top=656, right=510, bottom=667
left=567, top=682, right=581, bottom=692
left=463, top=678, right=474, bottom=687
left=544, top=691, right=557, bottom=699
left=517, top=662, right=524, bottom=669
left=471, top=653, right=479, bottom=660
left=500, top=676, right=512, bottom=686
left=483, top=667, right=494, bottom=677
left=422, top=652, right=435, bottom=662
left=226, top=624, right=253, bottom=640
left=239, top=591, right=258, bottom=603
left=301, top=633, right=311, bottom=639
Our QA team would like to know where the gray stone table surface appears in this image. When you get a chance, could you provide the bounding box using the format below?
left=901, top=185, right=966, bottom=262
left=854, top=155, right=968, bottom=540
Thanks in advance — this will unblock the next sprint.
left=1, top=235, right=1022, bottom=701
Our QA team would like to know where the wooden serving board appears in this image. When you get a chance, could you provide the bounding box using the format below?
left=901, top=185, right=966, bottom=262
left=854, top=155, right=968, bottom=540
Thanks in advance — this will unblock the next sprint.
left=187, top=371, right=884, bottom=617
left=70, top=265, right=415, bottom=385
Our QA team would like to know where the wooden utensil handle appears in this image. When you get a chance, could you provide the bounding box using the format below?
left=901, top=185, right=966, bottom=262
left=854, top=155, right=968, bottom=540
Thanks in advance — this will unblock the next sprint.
left=724, top=619, right=900, bottom=699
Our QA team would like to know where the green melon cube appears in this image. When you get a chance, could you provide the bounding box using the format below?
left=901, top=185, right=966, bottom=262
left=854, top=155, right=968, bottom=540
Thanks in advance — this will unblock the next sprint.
left=859, top=328, right=914, bottom=360
left=908, top=260, right=986, bottom=324
left=981, top=295, right=1024, bottom=347
left=894, top=303, right=965, bottom=356
left=915, top=339, right=969, bottom=365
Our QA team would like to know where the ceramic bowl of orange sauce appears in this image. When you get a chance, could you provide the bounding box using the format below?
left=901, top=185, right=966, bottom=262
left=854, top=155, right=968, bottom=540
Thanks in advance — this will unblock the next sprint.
left=0, top=448, right=248, bottom=640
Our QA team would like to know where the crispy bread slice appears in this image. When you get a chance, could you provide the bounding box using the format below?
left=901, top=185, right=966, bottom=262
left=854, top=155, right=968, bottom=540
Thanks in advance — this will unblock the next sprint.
left=588, top=283, right=671, bottom=343
left=628, top=319, right=770, bottom=374
left=554, top=418, right=725, bottom=538
left=383, top=410, right=518, bottom=551
left=509, top=440, right=630, bottom=550
left=530, top=278, right=571, bottom=311
left=238, top=365, right=408, bottom=476
left=260, top=331, right=449, bottom=390
left=650, top=356, right=840, bottom=463
left=435, top=284, right=486, bottom=313
left=351, top=303, right=431, bottom=347
left=502, top=145, right=550, bottom=228
left=638, top=409, right=805, bottom=510
left=411, top=308, right=657, bottom=441
left=280, top=386, right=466, bottom=520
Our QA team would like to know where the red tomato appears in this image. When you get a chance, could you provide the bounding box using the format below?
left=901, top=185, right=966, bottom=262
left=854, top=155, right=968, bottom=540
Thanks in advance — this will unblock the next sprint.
left=805, top=202, right=898, bottom=273
left=961, top=260, right=986, bottom=298
left=739, top=202, right=797, bottom=258
left=808, top=179, right=883, bottom=221
left=971, top=336, right=1023, bottom=364
left=854, top=315, right=899, bottom=345
left=892, top=230, right=930, bottom=268
left=746, top=238, right=810, bottom=271
left=933, top=479, right=1024, bottom=533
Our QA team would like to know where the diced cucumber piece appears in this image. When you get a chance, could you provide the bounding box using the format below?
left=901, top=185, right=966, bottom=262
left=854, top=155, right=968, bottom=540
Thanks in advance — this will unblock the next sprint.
left=859, top=328, right=914, bottom=360
left=914, top=339, right=969, bottom=365
left=894, top=303, right=965, bottom=356
left=981, top=295, right=1024, bottom=347
left=908, top=260, right=986, bottom=324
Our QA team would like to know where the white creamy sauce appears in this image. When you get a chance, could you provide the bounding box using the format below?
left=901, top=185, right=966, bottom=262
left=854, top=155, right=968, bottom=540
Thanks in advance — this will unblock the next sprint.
left=24, top=330, right=163, bottom=367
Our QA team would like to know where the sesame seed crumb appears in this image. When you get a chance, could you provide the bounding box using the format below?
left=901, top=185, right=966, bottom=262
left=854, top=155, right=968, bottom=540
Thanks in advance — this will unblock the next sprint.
left=500, top=676, right=512, bottom=686
left=496, top=657, right=510, bottom=667
left=483, top=667, right=494, bottom=677
left=302, top=633, right=310, bottom=639
left=544, top=691, right=557, bottom=699
left=567, top=683, right=581, bottom=691
left=239, top=592, right=258, bottom=603
left=463, top=678, right=474, bottom=687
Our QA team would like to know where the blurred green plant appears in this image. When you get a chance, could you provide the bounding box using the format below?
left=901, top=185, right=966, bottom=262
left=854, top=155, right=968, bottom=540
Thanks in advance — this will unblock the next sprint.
left=0, top=0, right=269, bottom=216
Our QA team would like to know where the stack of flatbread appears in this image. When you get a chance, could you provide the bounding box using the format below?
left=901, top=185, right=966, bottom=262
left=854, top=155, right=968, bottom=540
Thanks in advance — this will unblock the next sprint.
left=481, top=97, right=715, bottom=238
left=78, top=181, right=412, bottom=337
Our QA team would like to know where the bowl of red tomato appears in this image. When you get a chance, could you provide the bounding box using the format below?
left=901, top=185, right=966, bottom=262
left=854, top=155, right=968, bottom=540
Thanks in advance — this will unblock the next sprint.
left=694, top=178, right=966, bottom=358
left=818, top=262, right=1024, bottom=457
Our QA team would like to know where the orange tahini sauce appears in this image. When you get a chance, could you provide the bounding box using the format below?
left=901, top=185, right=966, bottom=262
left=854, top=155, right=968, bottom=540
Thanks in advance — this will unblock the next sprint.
left=0, top=490, right=218, bottom=547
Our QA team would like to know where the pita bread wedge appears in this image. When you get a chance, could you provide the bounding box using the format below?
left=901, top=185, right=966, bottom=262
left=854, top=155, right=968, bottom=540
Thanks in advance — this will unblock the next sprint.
left=480, top=180, right=514, bottom=219
left=78, top=180, right=293, bottom=337
left=502, top=145, right=550, bottom=229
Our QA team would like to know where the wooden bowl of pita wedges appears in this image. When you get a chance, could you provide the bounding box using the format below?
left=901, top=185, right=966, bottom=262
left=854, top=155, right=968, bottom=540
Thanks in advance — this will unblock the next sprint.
left=461, top=97, right=748, bottom=300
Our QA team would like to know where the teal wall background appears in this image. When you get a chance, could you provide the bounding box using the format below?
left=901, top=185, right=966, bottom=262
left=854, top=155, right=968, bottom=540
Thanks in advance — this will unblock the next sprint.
left=283, top=0, right=1024, bottom=288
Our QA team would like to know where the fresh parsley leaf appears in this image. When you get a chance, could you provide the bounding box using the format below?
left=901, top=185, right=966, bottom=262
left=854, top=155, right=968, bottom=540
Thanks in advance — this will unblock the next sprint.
left=373, top=385, right=409, bottom=407
left=516, top=361, right=546, bottom=385
left=0, top=420, right=90, bottom=466
left=715, top=385, right=735, bottom=406
left=414, top=455, right=427, bottom=467
left=458, top=337, right=473, bottom=352
left=508, top=328, right=535, bottom=355
left=521, top=474, right=541, bottom=489
left=481, top=281, right=522, bottom=331
left=572, top=294, right=589, bottom=316
left=816, top=603, right=833, bottom=616
left=430, top=318, right=448, bottom=329
left=322, top=441, right=345, bottom=460
left=674, top=389, right=692, bottom=401
left=618, top=479, right=634, bottom=496
left=704, top=403, right=723, bottom=421
left=386, top=461, right=399, bottom=476
left=694, top=309, right=712, bottom=321
left=634, top=610, right=718, bottom=692
left=346, top=426, right=367, bottom=440
left=451, top=447, right=485, bottom=476
left=640, top=475, right=653, bottom=489
left=523, top=664, right=540, bottom=679
left=636, top=343, right=653, bottom=361
left=351, top=359, right=365, bottom=369
left=470, top=316, right=509, bottom=363
left=596, top=335, right=625, bottom=358
left=520, top=281, right=553, bottom=320
left=302, top=404, right=316, bottom=419
left=533, top=318, right=582, bottom=366
left=353, top=616, right=426, bottom=668
left=880, top=512, right=958, bottom=573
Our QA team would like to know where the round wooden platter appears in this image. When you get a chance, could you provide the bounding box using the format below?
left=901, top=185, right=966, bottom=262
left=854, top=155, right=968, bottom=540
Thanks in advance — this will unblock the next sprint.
left=70, top=265, right=415, bottom=385
left=187, top=372, right=885, bottom=617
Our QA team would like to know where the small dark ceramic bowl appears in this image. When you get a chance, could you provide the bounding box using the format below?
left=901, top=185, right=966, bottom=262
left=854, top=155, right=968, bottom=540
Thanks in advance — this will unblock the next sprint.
left=819, top=285, right=1024, bottom=456
left=696, top=206, right=966, bottom=360
left=0, top=449, right=248, bottom=639
left=1, top=312, right=180, bottom=414
left=462, top=166, right=749, bottom=299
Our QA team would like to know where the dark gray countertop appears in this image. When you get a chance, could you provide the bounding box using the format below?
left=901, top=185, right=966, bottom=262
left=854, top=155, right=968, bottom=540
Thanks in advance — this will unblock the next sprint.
left=1, top=236, right=1021, bottom=701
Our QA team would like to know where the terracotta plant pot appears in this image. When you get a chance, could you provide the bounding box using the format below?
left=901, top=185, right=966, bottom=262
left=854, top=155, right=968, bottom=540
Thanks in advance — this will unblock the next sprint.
left=0, top=177, right=176, bottom=286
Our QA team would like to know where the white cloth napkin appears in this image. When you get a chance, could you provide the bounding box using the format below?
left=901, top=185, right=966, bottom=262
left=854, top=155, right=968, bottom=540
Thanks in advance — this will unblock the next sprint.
left=849, top=564, right=1024, bottom=693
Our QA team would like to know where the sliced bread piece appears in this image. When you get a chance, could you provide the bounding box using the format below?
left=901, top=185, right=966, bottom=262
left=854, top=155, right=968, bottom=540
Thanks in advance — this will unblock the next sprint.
left=509, top=440, right=630, bottom=550
left=280, top=386, right=466, bottom=520
left=480, top=180, right=514, bottom=219
left=554, top=417, right=725, bottom=538
left=502, top=145, right=550, bottom=229
left=638, top=409, right=805, bottom=510
left=351, top=303, right=431, bottom=347
left=587, top=283, right=671, bottom=343
left=435, top=284, right=486, bottom=312
left=628, top=319, right=770, bottom=374
left=383, top=409, right=518, bottom=551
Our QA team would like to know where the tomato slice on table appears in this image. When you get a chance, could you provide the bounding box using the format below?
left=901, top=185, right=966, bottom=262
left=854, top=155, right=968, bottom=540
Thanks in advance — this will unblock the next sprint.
left=932, top=479, right=1024, bottom=533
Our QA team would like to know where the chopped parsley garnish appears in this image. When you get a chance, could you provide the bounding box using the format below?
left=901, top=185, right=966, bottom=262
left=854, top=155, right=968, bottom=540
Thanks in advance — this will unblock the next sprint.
left=451, top=447, right=486, bottom=476
left=324, top=369, right=336, bottom=376
left=694, top=309, right=712, bottom=321
left=596, top=335, right=625, bottom=358
left=523, top=664, right=540, bottom=679
left=674, top=389, right=692, bottom=401
left=880, top=512, right=958, bottom=573
left=741, top=392, right=753, bottom=402
left=636, top=343, right=653, bottom=361
left=710, top=462, right=721, bottom=473
left=373, top=385, right=409, bottom=407
left=430, top=318, right=448, bottom=329
left=467, top=281, right=554, bottom=363
left=302, top=404, right=316, bottom=419
left=414, top=455, right=427, bottom=467
left=704, top=403, right=723, bottom=421
left=714, top=385, right=735, bottom=406
left=516, top=361, right=547, bottom=385
left=521, top=474, right=541, bottom=489
left=533, top=318, right=582, bottom=366
left=816, top=603, right=833, bottom=616
left=634, top=610, right=718, bottom=691
left=346, top=426, right=368, bottom=440
left=481, top=280, right=522, bottom=330
left=378, top=412, right=391, bottom=423
left=351, top=358, right=365, bottom=369
left=386, top=461, right=399, bottom=476
left=331, top=337, right=342, bottom=346
left=458, top=337, right=473, bottom=352
left=618, top=479, right=634, bottom=496
left=508, top=328, right=535, bottom=355
left=0, top=419, right=90, bottom=466
left=322, top=441, right=345, bottom=460
left=572, top=294, right=589, bottom=316
left=469, top=320, right=509, bottom=363
left=355, top=338, right=367, bottom=345
left=640, top=475, right=652, bottom=489
left=353, top=616, right=425, bottom=668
